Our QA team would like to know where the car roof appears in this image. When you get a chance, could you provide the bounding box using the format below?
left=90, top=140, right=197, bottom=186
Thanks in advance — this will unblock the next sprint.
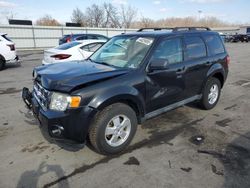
left=64, top=33, right=106, bottom=36
left=76, top=39, right=107, bottom=45
left=117, top=30, right=219, bottom=38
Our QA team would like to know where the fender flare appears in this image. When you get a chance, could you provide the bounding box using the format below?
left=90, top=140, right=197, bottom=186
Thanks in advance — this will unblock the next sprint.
left=201, top=63, right=226, bottom=92
left=88, top=85, right=146, bottom=122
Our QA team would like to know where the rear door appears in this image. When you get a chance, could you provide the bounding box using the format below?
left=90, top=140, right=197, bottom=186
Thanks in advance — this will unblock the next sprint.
left=145, top=36, right=187, bottom=112
left=182, top=34, right=209, bottom=98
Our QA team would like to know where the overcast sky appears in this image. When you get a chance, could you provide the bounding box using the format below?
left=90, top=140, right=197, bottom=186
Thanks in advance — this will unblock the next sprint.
left=0, top=0, right=249, bottom=24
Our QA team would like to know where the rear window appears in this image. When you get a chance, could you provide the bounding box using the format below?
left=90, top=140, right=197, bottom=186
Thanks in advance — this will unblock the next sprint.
left=184, top=36, right=207, bottom=60
left=81, top=43, right=103, bottom=52
left=204, top=35, right=225, bottom=55
left=2, top=34, right=12, bottom=42
left=56, top=42, right=80, bottom=50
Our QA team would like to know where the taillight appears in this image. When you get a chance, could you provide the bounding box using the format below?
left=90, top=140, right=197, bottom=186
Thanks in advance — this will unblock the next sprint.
left=226, top=55, right=230, bottom=66
left=7, top=44, right=15, bottom=51
left=66, top=37, right=71, bottom=43
left=51, top=54, right=71, bottom=60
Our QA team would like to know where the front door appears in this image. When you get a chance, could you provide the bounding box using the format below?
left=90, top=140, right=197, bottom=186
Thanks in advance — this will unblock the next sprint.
left=145, top=36, right=187, bottom=113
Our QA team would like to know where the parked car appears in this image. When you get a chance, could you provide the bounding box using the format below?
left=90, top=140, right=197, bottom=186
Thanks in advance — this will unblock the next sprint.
left=230, top=34, right=249, bottom=43
left=0, top=33, right=19, bottom=70
left=22, top=27, right=229, bottom=155
left=42, top=40, right=106, bottom=65
left=59, top=34, right=109, bottom=45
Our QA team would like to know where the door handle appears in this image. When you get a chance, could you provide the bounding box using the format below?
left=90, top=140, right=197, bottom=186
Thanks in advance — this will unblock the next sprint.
left=176, top=66, right=185, bottom=74
left=206, top=62, right=212, bottom=66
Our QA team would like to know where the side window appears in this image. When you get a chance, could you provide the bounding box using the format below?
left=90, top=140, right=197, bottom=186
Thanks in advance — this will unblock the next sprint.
left=76, top=35, right=87, bottom=40
left=87, top=35, right=98, bottom=39
left=184, top=36, right=206, bottom=60
left=204, top=35, right=225, bottom=55
left=151, top=38, right=183, bottom=64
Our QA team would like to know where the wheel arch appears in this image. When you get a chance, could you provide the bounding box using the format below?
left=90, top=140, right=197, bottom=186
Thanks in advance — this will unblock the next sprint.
left=88, top=87, right=145, bottom=124
left=204, top=63, right=226, bottom=90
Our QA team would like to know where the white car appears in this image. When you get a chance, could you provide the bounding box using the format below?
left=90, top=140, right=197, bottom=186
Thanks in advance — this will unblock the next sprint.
left=42, top=40, right=106, bottom=65
left=0, top=33, right=19, bottom=70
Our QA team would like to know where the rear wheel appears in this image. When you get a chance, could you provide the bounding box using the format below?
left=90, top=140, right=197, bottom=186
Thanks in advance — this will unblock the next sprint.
left=0, top=58, right=5, bottom=71
left=89, top=103, right=137, bottom=155
left=199, top=77, right=221, bottom=110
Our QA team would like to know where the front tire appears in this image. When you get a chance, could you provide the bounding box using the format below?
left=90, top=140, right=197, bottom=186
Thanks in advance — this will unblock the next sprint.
left=89, top=103, right=137, bottom=155
left=199, top=77, right=221, bottom=110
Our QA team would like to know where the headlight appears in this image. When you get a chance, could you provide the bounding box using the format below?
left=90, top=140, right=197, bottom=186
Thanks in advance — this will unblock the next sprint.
left=49, top=92, right=81, bottom=111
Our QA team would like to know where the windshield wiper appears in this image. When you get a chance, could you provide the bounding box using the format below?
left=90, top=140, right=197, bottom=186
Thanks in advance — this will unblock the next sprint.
left=89, top=59, right=118, bottom=68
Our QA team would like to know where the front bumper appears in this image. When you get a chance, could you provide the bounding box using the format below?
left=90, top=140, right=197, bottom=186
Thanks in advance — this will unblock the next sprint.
left=22, top=87, right=97, bottom=143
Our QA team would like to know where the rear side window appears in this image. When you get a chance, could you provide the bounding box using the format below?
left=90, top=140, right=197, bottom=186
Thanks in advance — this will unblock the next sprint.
left=81, top=43, right=103, bottom=52
left=204, top=35, right=225, bottom=55
left=184, top=36, right=206, bottom=60
left=2, top=34, right=12, bottom=42
left=151, top=37, right=183, bottom=64
left=56, top=42, right=80, bottom=50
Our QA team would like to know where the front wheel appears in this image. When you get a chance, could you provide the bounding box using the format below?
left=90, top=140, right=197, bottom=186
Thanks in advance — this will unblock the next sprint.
left=199, top=77, right=221, bottom=110
left=89, top=103, right=137, bottom=155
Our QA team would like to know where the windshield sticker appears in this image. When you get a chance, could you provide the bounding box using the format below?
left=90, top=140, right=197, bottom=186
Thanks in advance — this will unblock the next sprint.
left=136, top=37, right=153, bottom=45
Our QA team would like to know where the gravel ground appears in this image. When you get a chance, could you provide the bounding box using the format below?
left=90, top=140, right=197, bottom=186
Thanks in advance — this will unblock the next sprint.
left=0, top=43, right=250, bottom=188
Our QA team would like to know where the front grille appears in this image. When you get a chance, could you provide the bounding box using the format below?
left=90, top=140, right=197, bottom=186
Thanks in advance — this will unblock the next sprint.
left=33, top=82, right=51, bottom=111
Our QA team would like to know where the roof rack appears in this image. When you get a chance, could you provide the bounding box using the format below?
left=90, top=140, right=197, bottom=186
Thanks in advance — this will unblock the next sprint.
left=137, top=28, right=173, bottom=32
left=173, top=27, right=211, bottom=31
left=137, top=27, right=211, bottom=32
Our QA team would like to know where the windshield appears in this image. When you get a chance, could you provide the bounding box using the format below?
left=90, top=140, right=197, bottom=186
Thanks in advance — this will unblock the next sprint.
left=90, top=36, right=154, bottom=69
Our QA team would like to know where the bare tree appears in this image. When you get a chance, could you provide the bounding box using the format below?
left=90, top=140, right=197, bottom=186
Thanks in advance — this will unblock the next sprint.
left=71, top=8, right=86, bottom=26
left=85, top=4, right=104, bottom=27
left=120, top=5, right=137, bottom=28
left=103, top=3, right=121, bottom=28
left=140, top=17, right=155, bottom=28
left=36, top=15, right=61, bottom=26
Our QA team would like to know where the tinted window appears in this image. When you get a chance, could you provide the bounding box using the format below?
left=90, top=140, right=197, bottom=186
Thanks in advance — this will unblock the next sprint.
left=81, top=43, right=103, bottom=52
left=87, top=35, right=98, bottom=39
left=151, top=38, right=183, bottom=64
left=56, top=42, right=81, bottom=50
left=247, top=28, right=250, bottom=33
left=76, top=35, right=87, bottom=40
left=204, top=35, right=225, bottom=55
left=184, top=36, right=206, bottom=60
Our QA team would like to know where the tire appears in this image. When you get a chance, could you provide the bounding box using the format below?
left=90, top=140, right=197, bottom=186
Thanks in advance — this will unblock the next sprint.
left=89, top=103, right=137, bottom=155
left=199, top=77, right=221, bottom=110
left=0, top=58, right=5, bottom=71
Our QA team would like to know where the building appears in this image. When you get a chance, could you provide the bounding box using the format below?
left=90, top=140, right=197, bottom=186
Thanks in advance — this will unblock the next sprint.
left=239, top=26, right=250, bottom=34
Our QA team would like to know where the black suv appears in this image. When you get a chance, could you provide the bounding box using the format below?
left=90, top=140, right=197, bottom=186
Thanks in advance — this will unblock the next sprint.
left=22, top=27, right=229, bottom=155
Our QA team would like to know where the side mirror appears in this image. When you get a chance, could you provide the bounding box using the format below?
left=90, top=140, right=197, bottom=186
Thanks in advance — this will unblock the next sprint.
left=149, top=59, right=169, bottom=71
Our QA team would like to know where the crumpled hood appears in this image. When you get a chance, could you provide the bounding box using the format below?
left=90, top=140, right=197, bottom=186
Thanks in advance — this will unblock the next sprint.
left=34, top=60, right=129, bottom=92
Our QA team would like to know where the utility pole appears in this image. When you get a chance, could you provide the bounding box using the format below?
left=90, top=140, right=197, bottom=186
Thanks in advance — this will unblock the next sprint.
left=198, top=10, right=202, bottom=20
